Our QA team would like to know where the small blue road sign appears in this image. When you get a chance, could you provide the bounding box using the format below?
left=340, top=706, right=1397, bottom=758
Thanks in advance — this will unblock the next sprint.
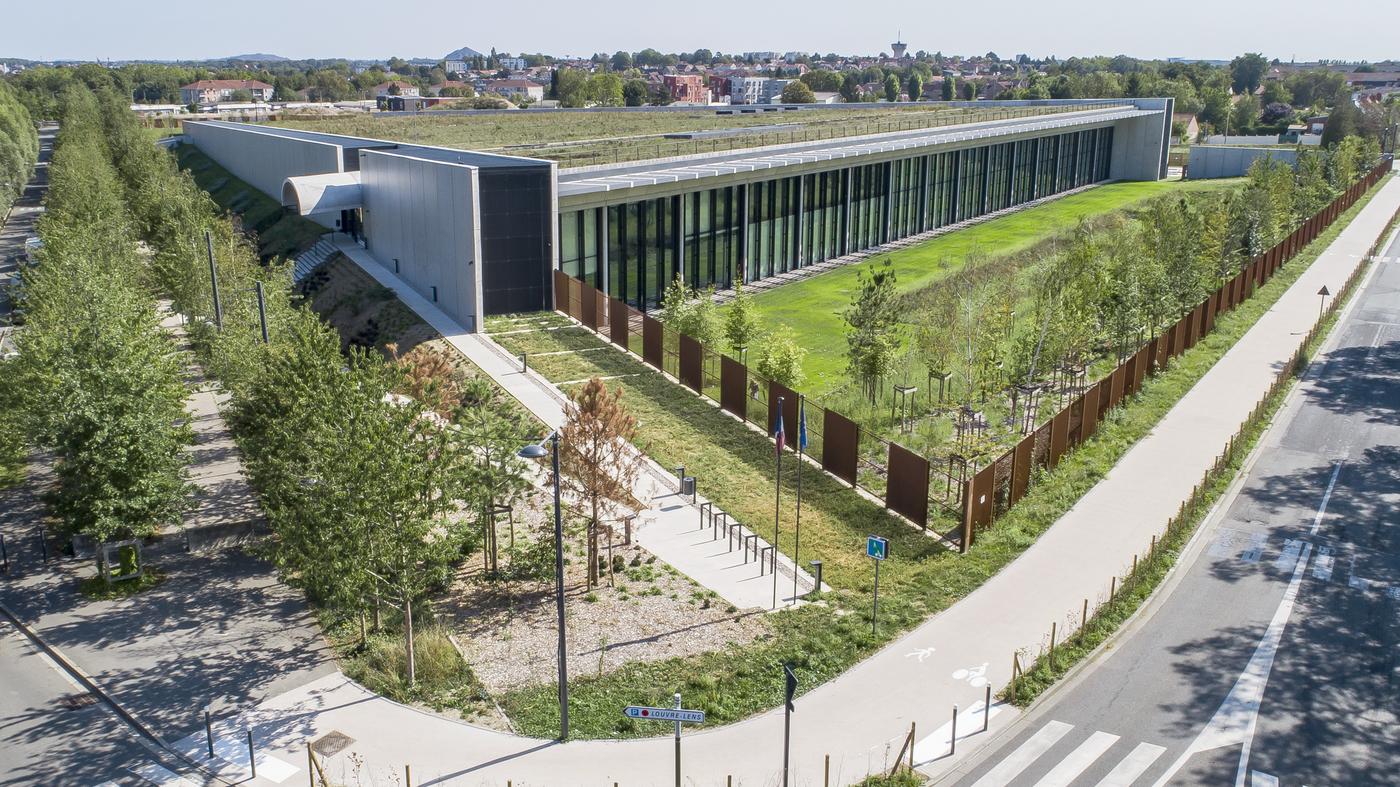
left=866, top=536, right=888, bottom=561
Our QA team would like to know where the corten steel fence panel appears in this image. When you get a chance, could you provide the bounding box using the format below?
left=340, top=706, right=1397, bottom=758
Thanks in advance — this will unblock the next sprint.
left=553, top=269, right=569, bottom=313
left=1048, top=407, right=1071, bottom=468
left=767, top=382, right=800, bottom=441
left=1172, top=317, right=1190, bottom=359
left=609, top=297, right=629, bottom=347
left=678, top=333, right=703, bottom=392
left=1204, top=292, right=1218, bottom=334
left=720, top=355, right=747, bottom=418
left=1106, top=365, right=1126, bottom=411
left=1161, top=320, right=1177, bottom=359
left=1031, top=421, right=1052, bottom=471
left=1132, top=343, right=1151, bottom=392
left=567, top=276, right=583, bottom=321
left=1010, top=433, right=1034, bottom=504
left=580, top=280, right=598, bottom=328
left=1122, top=355, right=1139, bottom=398
left=1067, top=391, right=1084, bottom=443
left=1183, top=306, right=1199, bottom=352
left=822, top=409, right=860, bottom=485
left=886, top=442, right=930, bottom=529
left=1078, top=382, right=1102, bottom=443
left=991, top=449, right=1015, bottom=516
left=960, top=479, right=976, bottom=551
left=971, top=463, right=995, bottom=528
left=594, top=288, right=608, bottom=331
left=642, top=315, right=664, bottom=369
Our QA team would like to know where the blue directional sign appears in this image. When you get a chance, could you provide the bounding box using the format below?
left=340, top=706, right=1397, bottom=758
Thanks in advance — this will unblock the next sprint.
left=624, top=706, right=706, bottom=723
left=866, top=535, right=889, bottom=561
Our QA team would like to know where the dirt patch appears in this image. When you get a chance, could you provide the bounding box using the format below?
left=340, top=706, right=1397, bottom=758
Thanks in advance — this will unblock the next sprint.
left=438, top=483, right=771, bottom=695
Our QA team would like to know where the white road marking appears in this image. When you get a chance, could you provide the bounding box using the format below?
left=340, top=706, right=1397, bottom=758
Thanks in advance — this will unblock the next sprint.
left=1240, top=533, right=1268, bottom=563
left=1312, top=546, right=1334, bottom=582
left=1274, top=539, right=1304, bottom=573
left=1032, top=730, right=1120, bottom=787
left=970, top=720, right=1073, bottom=787
left=1250, top=770, right=1280, bottom=787
left=1366, top=324, right=1386, bottom=362
left=1310, top=461, right=1344, bottom=534
left=130, top=763, right=200, bottom=786
left=912, top=700, right=1010, bottom=765
left=1150, top=543, right=1313, bottom=787
left=1094, top=742, right=1166, bottom=787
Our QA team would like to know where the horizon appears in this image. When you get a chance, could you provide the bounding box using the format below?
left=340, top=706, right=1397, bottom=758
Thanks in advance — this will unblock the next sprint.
left=3, top=0, right=1397, bottom=64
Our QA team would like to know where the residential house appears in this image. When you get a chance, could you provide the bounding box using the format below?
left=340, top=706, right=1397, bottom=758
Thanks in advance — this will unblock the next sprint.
left=499, top=57, right=527, bottom=71
left=1172, top=112, right=1200, bottom=143
left=663, top=74, right=708, bottom=105
left=373, top=81, right=421, bottom=98
left=728, top=76, right=769, bottom=105
left=179, top=79, right=274, bottom=105
left=482, top=79, right=544, bottom=102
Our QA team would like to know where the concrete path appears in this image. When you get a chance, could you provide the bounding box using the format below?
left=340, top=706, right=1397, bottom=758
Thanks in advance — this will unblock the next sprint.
left=332, top=238, right=819, bottom=611
left=158, top=307, right=262, bottom=553
left=185, top=174, right=1400, bottom=787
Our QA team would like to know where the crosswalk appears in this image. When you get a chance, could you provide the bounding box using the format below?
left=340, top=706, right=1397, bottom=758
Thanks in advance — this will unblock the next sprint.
left=968, top=719, right=1298, bottom=786
left=95, top=730, right=301, bottom=786
left=968, top=720, right=1166, bottom=787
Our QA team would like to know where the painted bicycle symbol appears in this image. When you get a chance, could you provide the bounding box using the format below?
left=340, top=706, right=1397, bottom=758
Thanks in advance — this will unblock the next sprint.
left=952, top=663, right=989, bottom=688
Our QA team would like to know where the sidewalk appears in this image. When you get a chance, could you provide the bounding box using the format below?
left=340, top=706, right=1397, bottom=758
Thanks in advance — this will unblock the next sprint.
left=333, top=237, right=819, bottom=610
left=208, top=175, right=1400, bottom=786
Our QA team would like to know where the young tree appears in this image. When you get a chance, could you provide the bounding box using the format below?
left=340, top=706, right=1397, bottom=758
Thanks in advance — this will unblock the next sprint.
left=755, top=326, right=807, bottom=389
left=908, top=74, right=923, bottom=102
left=884, top=73, right=900, bottom=102
left=723, top=281, right=762, bottom=358
left=622, top=79, right=648, bottom=107
left=844, top=261, right=904, bottom=403
left=558, top=378, right=643, bottom=587
left=941, top=77, right=955, bottom=101
left=457, top=377, right=532, bottom=576
left=659, top=275, right=722, bottom=346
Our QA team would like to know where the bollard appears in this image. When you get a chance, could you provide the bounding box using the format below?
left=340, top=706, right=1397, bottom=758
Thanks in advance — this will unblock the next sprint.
left=205, top=710, right=214, bottom=758
left=824, top=754, right=830, bottom=787
left=1, top=533, right=7, bottom=574
left=247, top=730, right=256, bottom=779
left=810, top=560, right=823, bottom=594
left=909, top=721, right=915, bottom=769
left=1110, top=575, right=1117, bottom=600
left=1082, top=598, right=1089, bottom=628
left=405, top=764, right=411, bottom=786
left=984, top=684, right=991, bottom=732
left=950, top=704, right=958, bottom=756
left=1049, top=622, right=1057, bottom=669
left=307, top=743, right=314, bottom=787
left=520, top=353, right=528, bottom=373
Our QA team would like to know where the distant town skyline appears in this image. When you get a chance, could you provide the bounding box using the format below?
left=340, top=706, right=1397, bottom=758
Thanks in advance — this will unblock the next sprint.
left=3, top=0, right=1397, bottom=64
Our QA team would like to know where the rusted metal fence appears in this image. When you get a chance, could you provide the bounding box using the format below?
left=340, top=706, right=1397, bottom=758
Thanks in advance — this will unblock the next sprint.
left=959, top=159, right=1392, bottom=550
left=550, top=161, right=1393, bottom=550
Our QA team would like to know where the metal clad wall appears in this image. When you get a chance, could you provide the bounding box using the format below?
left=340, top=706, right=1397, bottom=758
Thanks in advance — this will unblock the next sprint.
left=360, top=150, right=483, bottom=330
left=184, top=121, right=343, bottom=209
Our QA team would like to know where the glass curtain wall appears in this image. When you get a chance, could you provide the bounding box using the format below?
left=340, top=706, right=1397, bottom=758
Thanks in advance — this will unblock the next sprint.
left=563, top=126, right=1115, bottom=310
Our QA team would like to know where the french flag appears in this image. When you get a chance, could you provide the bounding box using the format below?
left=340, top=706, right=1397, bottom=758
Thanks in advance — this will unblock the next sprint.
left=774, top=400, right=785, bottom=455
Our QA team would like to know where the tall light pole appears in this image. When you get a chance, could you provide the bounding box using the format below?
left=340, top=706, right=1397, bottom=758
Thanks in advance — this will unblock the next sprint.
left=519, top=432, right=569, bottom=739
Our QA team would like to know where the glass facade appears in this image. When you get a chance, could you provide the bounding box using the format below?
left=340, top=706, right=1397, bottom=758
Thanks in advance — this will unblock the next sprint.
left=559, top=126, right=1114, bottom=309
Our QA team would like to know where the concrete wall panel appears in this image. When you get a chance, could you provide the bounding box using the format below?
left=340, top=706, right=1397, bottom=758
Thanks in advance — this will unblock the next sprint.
left=359, top=149, right=483, bottom=330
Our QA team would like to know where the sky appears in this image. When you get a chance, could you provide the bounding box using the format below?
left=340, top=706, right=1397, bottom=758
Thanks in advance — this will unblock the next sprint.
left=3, top=0, right=1397, bottom=64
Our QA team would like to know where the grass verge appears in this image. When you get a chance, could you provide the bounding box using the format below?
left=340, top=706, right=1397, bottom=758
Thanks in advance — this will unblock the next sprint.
left=490, top=179, right=1382, bottom=739
left=79, top=568, right=166, bottom=599
left=173, top=144, right=326, bottom=261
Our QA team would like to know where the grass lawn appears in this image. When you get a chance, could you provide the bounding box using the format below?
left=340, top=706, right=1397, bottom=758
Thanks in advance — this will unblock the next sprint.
left=741, top=179, right=1243, bottom=394
left=486, top=179, right=1382, bottom=738
left=173, top=144, right=326, bottom=261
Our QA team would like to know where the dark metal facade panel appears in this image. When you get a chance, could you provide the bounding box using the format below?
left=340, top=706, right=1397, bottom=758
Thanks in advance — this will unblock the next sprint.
left=720, top=355, right=747, bottom=418
left=822, top=409, right=859, bottom=485
left=678, top=333, right=703, bottom=392
left=642, top=315, right=664, bottom=369
left=887, top=442, right=930, bottom=529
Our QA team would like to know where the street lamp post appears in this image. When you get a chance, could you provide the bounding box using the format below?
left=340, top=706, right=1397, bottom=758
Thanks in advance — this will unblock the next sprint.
left=519, top=432, right=569, bottom=740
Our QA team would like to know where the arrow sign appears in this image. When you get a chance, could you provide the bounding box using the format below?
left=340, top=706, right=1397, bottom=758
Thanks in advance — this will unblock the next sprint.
left=624, top=706, right=706, bottom=723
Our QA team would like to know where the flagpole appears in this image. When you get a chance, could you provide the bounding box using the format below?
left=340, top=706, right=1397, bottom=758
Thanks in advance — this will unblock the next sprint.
left=773, top=396, right=783, bottom=610
left=793, top=396, right=803, bottom=605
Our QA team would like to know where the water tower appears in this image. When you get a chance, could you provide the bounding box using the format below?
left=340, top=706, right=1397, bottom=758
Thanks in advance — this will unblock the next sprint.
left=891, top=39, right=908, bottom=60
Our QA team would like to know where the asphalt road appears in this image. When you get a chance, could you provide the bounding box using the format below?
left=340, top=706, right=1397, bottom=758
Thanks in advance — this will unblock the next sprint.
left=941, top=228, right=1400, bottom=786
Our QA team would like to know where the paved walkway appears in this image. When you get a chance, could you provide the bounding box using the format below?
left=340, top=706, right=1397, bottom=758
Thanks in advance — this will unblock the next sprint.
left=333, top=237, right=820, bottom=611
left=184, top=174, right=1400, bottom=786
left=158, top=307, right=263, bottom=553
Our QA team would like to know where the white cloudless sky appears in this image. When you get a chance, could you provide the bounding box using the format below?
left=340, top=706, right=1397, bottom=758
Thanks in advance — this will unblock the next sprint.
left=3, top=0, right=1396, bottom=63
